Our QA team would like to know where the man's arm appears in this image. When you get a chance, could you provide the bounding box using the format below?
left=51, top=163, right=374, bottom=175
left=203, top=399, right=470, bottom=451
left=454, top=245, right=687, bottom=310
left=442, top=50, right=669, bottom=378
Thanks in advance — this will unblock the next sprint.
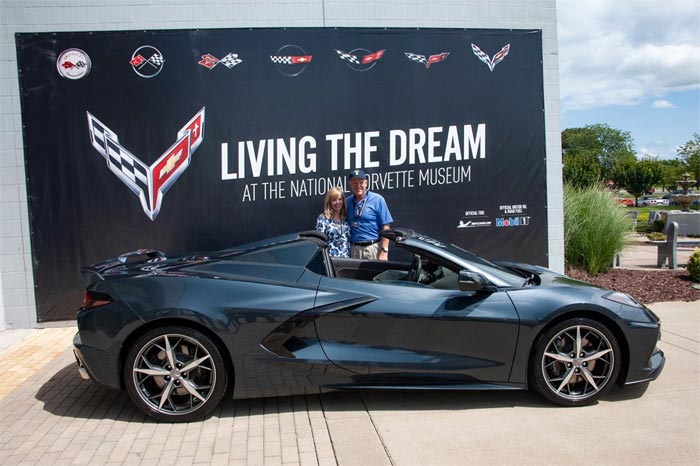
left=378, top=224, right=391, bottom=261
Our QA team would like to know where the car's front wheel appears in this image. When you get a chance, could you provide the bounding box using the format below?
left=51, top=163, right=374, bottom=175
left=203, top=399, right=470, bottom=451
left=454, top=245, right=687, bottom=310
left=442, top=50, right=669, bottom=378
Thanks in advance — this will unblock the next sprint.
left=124, top=326, right=227, bottom=422
left=531, top=318, right=620, bottom=406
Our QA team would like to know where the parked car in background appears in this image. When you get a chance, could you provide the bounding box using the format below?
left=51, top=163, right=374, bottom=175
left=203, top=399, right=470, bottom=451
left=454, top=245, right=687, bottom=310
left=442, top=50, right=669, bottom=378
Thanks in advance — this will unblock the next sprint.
left=617, top=198, right=634, bottom=207
left=661, top=194, right=676, bottom=206
left=636, top=196, right=668, bottom=207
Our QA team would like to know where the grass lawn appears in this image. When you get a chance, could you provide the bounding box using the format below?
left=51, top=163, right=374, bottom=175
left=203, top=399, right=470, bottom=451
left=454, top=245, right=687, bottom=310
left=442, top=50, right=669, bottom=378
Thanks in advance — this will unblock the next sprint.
left=627, top=205, right=699, bottom=213
left=629, top=205, right=677, bottom=214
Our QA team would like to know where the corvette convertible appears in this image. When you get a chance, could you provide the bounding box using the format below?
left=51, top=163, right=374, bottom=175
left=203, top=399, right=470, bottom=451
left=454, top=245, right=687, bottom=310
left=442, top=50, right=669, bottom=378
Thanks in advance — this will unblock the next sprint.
left=73, top=229, right=664, bottom=422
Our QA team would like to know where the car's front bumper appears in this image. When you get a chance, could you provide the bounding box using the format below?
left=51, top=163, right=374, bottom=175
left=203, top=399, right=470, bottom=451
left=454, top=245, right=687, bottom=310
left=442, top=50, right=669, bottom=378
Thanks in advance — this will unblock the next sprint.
left=625, top=347, right=665, bottom=386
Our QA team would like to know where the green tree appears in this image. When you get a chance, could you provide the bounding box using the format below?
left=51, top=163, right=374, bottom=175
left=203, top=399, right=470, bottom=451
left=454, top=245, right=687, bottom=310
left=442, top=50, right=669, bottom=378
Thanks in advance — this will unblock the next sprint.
left=563, top=152, right=601, bottom=187
left=562, top=124, right=636, bottom=182
left=612, top=158, right=664, bottom=203
left=677, top=133, right=700, bottom=189
left=659, top=158, right=687, bottom=191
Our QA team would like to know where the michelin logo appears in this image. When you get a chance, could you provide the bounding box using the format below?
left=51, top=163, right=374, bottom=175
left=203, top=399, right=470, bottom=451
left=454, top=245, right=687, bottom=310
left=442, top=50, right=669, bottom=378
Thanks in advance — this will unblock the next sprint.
left=457, top=220, right=492, bottom=228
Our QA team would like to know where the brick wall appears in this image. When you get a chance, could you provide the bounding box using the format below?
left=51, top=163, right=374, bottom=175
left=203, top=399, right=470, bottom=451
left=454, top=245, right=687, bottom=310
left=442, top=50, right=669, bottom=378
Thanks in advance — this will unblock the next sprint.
left=0, top=0, right=562, bottom=327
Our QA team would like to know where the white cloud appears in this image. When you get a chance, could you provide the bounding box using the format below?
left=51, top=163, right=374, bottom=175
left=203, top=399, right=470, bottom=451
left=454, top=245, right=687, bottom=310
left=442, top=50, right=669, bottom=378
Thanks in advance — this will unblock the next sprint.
left=557, top=0, right=700, bottom=111
left=652, top=99, right=676, bottom=108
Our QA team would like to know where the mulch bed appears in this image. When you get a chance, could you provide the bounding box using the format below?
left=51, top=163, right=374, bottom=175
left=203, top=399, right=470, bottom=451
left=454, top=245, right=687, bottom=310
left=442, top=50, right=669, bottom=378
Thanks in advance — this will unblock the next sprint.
left=566, top=267, right=700, bottom=304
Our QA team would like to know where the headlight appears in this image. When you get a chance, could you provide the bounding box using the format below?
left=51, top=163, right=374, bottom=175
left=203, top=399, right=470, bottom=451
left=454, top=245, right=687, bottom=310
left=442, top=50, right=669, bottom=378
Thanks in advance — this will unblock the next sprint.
left=603, top=291, right=643, bottom=308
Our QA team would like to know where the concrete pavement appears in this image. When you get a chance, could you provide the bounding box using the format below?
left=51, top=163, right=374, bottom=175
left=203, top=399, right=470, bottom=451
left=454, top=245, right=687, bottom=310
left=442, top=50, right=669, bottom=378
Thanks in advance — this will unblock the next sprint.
left=0, top=301, right=698, bottom=466
left=320, top=300, right=699, bottom=466
left=617, top=238, right=698, bottom=269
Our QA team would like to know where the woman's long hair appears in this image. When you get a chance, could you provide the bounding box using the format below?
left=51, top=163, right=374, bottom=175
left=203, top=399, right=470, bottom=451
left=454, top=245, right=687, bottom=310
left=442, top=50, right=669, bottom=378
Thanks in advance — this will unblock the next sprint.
left=323, top=187, right=347, bottom=220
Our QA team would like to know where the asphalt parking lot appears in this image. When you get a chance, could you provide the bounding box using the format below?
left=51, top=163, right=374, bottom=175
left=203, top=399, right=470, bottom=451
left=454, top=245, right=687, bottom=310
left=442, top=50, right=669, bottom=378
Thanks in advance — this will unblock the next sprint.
left=0, top=301, right=698, bottom=466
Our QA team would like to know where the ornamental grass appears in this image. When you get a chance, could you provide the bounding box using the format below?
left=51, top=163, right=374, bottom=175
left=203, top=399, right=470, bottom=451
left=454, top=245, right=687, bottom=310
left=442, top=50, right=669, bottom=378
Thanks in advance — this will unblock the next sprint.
left=564, top=184, right=632, bottom=276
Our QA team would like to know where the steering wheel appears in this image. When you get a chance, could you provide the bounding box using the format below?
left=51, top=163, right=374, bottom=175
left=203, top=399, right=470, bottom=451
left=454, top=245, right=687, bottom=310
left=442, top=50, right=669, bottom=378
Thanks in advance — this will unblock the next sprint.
left=406, top=255, right=422, bottom=282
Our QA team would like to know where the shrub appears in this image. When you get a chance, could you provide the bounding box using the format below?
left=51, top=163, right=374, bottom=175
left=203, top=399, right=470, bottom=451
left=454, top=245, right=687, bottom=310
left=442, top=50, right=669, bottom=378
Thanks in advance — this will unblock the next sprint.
left=646, top=232, right=666, bottom=242
left=652, top=219, right=666, bottom=232
left=687, top=248, right=700, bottom=282
left=635, top=211, right=650, bottom=234
left=564, top=184, right=632, bottom=276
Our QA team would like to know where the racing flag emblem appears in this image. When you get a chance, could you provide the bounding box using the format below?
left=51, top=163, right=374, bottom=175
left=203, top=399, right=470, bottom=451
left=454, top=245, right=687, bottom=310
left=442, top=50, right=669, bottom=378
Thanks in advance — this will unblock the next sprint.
left=198, top=53, right=242, bottom=69
left=130, top=45, right=165, bottom=78
left=335, top=49, right=385, bottom=71
left=56, top=48, right=91, bottom=79
left=86, top=108, right=205, bottom=221
left=471, top=43, right=510, bottom=71
left=404, top=52, right=450, bottom=69
left=271, top=45, right=312, bottom=77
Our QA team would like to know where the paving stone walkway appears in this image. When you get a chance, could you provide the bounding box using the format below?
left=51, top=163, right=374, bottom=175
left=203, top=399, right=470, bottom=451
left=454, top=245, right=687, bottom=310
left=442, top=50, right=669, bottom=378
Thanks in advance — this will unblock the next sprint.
left=0, top=327, right=76, bottom=399
left=0, top=333, right=338, bottom=466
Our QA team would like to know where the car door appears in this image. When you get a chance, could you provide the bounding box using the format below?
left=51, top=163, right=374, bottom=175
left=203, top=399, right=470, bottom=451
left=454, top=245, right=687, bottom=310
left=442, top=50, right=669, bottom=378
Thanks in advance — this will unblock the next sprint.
left=313, top=276, right=520, bottom=385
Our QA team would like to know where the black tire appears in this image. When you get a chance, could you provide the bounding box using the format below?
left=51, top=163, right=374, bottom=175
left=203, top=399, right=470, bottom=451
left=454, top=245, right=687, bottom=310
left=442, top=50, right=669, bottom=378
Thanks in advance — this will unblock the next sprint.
left=124, top=326, right=228, bottom=422
left=531, top=318, right=620, bottom=406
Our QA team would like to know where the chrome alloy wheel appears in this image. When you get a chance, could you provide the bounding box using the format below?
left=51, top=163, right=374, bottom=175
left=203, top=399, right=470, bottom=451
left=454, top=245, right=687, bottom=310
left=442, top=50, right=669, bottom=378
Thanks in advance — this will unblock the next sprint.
left=132, top=333, right=216, bottom=416
left=541, top=324, right=614, bottom=401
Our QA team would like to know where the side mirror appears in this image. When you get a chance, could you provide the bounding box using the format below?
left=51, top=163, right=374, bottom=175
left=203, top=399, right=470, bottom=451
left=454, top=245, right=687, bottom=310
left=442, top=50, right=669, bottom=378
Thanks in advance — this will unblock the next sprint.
left=458, top=270, right=492, bottom=292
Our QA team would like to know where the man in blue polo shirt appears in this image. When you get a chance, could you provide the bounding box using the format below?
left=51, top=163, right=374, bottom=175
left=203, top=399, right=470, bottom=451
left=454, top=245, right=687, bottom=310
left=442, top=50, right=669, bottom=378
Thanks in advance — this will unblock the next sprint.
left=346, top=169, right=393, bottom=260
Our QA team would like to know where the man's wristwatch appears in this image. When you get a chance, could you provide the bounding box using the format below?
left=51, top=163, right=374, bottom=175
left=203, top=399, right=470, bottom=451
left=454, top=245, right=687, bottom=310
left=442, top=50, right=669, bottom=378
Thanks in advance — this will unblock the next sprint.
left=380, top=247, right=389, bottom=253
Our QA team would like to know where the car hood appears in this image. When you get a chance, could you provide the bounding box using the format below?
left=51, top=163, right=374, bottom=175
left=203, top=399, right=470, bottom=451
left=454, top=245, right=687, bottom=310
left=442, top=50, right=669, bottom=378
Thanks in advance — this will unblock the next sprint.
left=495, top=260, right=609, bottom=294
left=495, top=260, right=658, bottom=326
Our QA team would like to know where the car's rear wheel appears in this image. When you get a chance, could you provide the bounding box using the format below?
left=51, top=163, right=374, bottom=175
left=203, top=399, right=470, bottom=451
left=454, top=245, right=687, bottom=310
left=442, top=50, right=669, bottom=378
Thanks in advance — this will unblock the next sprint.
left=124, top=326, right=227, bottom=422
left=531, top=318, right=620, bottom=406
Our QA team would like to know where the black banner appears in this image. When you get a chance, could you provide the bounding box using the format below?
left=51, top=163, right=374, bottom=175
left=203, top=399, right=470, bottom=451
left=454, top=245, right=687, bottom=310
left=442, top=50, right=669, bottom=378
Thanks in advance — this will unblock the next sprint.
left=16, top=28, right=547, bottom=322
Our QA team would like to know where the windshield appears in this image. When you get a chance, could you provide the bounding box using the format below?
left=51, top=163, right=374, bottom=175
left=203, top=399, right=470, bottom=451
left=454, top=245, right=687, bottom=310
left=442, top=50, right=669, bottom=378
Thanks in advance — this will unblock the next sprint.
left=401, top=234, right=526, bottom=287
left=444, top=243, right=525, bottom=286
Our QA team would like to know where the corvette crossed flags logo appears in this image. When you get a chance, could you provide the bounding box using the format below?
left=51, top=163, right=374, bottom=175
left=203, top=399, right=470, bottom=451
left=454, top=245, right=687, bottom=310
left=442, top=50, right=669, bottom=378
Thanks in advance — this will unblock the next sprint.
left=471, top=43, right=510, bottom=71
left=335, top=49, right=385, bottom=65
left=198, top=53, right=242, bottom=69
left=86, top=108, right=205, bottom=221
left=404, top=52, right=450, bottom=68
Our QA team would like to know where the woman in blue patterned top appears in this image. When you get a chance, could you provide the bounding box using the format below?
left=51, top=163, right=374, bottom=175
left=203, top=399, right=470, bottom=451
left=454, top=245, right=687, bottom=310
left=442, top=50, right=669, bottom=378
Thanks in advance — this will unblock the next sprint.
left=315, top=187, right=351, bottom=257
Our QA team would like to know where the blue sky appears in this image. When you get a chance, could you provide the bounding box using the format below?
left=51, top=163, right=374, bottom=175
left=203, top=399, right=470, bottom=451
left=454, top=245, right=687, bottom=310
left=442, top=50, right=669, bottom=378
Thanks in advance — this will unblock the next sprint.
left=557, top=0, right=700, bottom=160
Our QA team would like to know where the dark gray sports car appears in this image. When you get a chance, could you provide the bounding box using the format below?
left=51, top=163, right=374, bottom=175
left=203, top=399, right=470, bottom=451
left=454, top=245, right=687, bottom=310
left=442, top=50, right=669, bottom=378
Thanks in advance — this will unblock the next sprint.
left=73, top=229, right=664, bottom=422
